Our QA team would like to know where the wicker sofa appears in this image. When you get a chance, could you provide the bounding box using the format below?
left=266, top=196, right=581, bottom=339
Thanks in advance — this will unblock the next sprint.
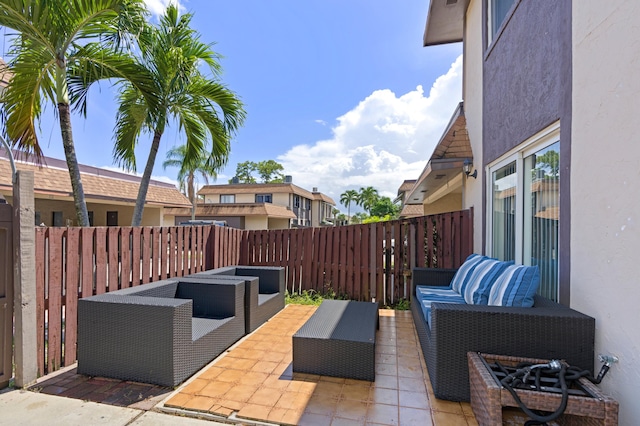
left=411, top=267, right=596, bottom=402
left=77, top=277, right=245, bottom=387
left=190, top=265, right=285, bottom=333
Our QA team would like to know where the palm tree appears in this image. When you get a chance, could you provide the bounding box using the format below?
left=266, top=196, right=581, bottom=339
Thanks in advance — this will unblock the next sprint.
left=163, top=144, right=220, bottom=220
left=113, top=5, right=245, bottom=226
left=0, top=0, right=151, bottom=226
left=357, top=186, right=379, bottom=215
left=340, top=189, right=358, bottom=224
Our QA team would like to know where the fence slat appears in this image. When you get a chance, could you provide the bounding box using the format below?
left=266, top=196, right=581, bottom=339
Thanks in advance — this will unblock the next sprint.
left=64, top=227, right=80, bottom=366
left=80, top=228, right=94, bottom=297
left=35, top=228, right=46, bottom=376
left=95, top=228, right=107, bottom=294
left=47, top=227, right=64, bottom=374
left=131, top=228, right=141, bottom=286
left=107, top=228, right=119, bottom=291
left=120, top=227, right=131, bottom=289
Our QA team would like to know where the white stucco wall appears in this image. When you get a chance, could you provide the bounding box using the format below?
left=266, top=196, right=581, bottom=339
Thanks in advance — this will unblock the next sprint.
left=572, top=1, right=640, bottom=423
left=463, top=0, right=484, bottom=254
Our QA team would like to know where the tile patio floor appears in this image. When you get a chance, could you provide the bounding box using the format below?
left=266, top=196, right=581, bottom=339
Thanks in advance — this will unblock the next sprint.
left=160, top=304, right=478, bottom=425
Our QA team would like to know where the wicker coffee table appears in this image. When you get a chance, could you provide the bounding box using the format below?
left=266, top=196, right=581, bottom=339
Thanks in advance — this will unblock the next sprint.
left=468, top=352, right=618, bottom=426
left=292, top=300, right=378, bottom=381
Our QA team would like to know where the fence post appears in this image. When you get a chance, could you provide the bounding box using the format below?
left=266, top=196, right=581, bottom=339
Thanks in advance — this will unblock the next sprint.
left=13, top=171, right=37, bottom=388
left=369, top=223, right=376, bottom=303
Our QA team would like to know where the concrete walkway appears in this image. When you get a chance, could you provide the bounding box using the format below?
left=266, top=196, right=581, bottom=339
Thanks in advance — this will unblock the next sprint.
left=0, top=388, right=230, bottom=426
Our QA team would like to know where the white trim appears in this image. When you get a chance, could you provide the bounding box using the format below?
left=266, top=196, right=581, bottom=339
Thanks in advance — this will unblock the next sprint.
left=485, top=121, right=561, bottom=260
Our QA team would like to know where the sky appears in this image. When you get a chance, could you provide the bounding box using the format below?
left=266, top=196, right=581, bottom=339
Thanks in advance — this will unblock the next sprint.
left=6, top=0, right=463, bottom=213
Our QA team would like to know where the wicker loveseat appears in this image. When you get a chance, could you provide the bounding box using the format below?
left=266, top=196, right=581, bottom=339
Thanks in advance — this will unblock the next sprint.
left=411, top=266, right=596, bottom=402
left=77, top=277, right=245, bottom=387
left=190, top=265, right=285, bottom=333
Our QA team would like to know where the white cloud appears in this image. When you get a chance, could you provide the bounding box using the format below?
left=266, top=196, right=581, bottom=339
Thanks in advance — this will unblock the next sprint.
left=144, top=0, right=184, bottom=17
left=278, top=55, right=463, bottom=211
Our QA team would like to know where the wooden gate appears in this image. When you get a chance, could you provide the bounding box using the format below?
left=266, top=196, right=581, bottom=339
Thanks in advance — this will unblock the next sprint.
left=0, top=204, right=13, bottom=389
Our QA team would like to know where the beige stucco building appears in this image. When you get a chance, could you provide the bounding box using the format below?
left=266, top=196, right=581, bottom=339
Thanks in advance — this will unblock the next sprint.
left=180, top=181, right=336, bottom=230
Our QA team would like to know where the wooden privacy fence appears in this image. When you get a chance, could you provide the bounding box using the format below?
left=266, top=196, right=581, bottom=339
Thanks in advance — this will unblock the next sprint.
left=243, top=209, right=473, bottom=305
left=34, top=209, right=472, bottom=377
left=35, top=224, right=243, bottom=376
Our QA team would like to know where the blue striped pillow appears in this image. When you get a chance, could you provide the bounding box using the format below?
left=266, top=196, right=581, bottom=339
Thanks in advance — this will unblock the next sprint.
left=487, top=264, right=540, bottom=307
left=461, top=258, right=510, bottom=305
left=450, top=254, right=486, bottom=294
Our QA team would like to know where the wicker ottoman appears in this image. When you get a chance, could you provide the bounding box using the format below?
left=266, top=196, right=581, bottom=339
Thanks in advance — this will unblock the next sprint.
left=468, top=352, right=618, bottom=426
left=292, top=300, right=379, bottom=381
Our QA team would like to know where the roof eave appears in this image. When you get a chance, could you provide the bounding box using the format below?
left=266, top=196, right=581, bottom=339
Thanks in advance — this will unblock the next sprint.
left=423, top=0, right=469, bottom=47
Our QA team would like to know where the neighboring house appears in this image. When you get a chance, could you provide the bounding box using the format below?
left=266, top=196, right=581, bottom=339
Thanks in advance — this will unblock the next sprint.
left=0, top=152, right=191, bottom=226
left=395, top=179, right=423, bottom=218
left=189, top=180, right=336, bottom=230
left=404, top=102, right=472, bottom=216
left=420, top=0, right=639, bottom=421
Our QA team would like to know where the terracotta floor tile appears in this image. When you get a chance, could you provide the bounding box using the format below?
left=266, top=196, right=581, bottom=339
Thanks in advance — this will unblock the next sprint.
left=199, top=380, right=233, bottom=397
left=248, top=387, right=282, bottom=406
left=376, top=353, right=397, bottom=365
left=208, top=405, right=234, bottom=417
left=181, top=395, right=216, bottom=412
left=399, top=390, right=430, bottom=410
left=226, top=347, right=250, bottom=359
left=180, top=378, right=209, bottom=395
left=319, top=375, right=346, bottom=384
left=399, top=407, right=434, bottom=425
left=237, top=403, right=272, bottom=421
left=216, top=368, right=244, bottom=383
left=304, top=394, right=338, bottom=416
left=398, top=363, right=423, bottom=378
left=334, top=398, right=368, bottom=421
left=280, top=408, right=304, bottom=425
left=465, top=415, right=480, bottom=426
left=216, top=398, right=243, bottom=411
left=261, top=350, right=286, bottom=363
left=366, top=402, right=399, bottom=425
left=313, top=381, right=344, bottom=399
left=239, top=348, right=265, bottom=360
left=164, top=392, right=192, bottom=408
left=298, top=412, right=332, bottom=425
left=376, top=362, right=398, bottom=376
left=274, top=390, right=312, bottom=410
left=341, top=383, right=371, bottom=402
left=460, top=402, right=474, bottom=417
left=287, top=379, right=318, bottom=394
left=197, top=365, right=225, bottom=380
left=223, top=384, right=259, bottom=403
left=431, top=411, right=469, bottom=426
left=238, top=371, right=269, bottom=386
left=263, top=376, right=292, bottom=391
left=370, top=387, right=399, bottom=406
left=398, top=376, right=428, bottom=393
left=374, top=373, right=398, bottom=390
left=266, top=406, right=288, bottom=422
left=230, top=357, right=259, bottom=371
left=251, top=360, right=279, bottom=374
left=430, top=398, right=464, bottom=415
left=377, top=344, right=398, bottom=355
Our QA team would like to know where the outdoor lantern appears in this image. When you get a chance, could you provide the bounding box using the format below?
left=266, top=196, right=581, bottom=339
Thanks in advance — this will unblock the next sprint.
left=463, top=159, right=477, bottom=179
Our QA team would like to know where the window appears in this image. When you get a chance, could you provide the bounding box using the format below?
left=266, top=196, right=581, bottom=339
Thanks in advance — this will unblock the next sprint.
left=293, top=195, right=300, bottom=208
left=255, top=194, right=272, bottom=203
left=488, top=0, right=515, bottom=44
left=488, top=124, right=560, bottom=300
left=220, top=194, right=235, bottom=203
left=52, top=211, right=63, bottom=227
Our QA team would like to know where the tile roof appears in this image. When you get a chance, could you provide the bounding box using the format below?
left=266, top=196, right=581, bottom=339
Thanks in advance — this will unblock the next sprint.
left=0, top=154, right=191, bottom=208
left=198, top=182, right=335, bottom=205
left=399, top=204, right=424, bottom=218
left=164, top=203, right=296, bottom=219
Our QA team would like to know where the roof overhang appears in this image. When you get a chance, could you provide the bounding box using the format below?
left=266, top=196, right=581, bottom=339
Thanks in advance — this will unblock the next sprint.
left=423, top=0, right=469, bottom=46
left=405, top=102, right=472, bottom=205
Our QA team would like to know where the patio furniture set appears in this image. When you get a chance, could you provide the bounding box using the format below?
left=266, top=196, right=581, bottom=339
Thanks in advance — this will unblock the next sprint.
left=77, top=265, right=285, bottom=387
